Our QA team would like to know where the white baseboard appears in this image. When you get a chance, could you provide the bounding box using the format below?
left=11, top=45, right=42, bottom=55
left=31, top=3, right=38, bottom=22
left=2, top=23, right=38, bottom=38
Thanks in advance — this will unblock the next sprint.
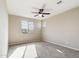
left=8, top=41, right=26, bottom=46
left=0, top=55, right=7, bottom=58
left=8, top=40, right=42, bottom=46
left=44, top=40, right=79, bottom=51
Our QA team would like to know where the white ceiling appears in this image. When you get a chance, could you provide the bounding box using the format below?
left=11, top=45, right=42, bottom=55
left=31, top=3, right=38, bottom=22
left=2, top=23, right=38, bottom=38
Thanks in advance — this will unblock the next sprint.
left=6, top=0, right=79, bottom=20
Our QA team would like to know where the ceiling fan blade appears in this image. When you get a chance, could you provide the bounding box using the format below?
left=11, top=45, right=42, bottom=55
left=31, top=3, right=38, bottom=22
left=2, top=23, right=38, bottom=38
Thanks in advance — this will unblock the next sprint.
left=32, top=12, right=38, bottom=14
left=34, top=14, right=39, bottom=17
left=42, top=14, right=44, bottom=17
left=42, top=13, right=50, bottom=15
left=57, top=0, right=62, bottom=4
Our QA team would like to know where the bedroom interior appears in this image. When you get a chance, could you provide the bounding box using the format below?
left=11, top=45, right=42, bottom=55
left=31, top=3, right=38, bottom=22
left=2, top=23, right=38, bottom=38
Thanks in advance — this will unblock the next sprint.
left=0, top=0, right=79, bottom=58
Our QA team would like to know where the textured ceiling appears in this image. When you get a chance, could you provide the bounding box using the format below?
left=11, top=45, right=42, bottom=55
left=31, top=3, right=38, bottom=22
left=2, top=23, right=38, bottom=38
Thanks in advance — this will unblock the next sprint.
left=6, top=0, right=79, bottom=19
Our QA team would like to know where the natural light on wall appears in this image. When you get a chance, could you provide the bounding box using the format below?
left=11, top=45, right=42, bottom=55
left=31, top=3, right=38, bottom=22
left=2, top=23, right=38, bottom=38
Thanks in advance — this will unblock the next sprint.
left=43, top=21, right=46, bottom=28
left=37, top=21, right=41, bottom=29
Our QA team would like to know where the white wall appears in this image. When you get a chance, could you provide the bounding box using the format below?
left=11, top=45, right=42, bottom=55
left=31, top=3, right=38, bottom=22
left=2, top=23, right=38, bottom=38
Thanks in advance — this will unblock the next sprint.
left=0, top=0, right=8, bottom=57
left=42, top=7, right=79, bottom=51
left=8, top=15, right=42, bottom=45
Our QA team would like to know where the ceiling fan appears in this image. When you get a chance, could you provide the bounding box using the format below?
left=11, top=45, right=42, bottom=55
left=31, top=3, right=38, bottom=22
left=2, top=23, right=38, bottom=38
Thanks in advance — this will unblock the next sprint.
left=32, top=4, right=52, bottom=17
left=32, top=0, right=62, bottom=17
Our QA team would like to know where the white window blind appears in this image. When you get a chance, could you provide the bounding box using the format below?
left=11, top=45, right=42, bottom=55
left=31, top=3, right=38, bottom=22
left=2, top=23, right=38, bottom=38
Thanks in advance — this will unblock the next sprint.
left=21, top=20, right=34, bottom=33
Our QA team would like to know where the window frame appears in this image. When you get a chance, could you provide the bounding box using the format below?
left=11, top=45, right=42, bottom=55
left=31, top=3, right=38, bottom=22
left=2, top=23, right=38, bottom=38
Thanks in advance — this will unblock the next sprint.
left=21, top=20, right=34, bottom=34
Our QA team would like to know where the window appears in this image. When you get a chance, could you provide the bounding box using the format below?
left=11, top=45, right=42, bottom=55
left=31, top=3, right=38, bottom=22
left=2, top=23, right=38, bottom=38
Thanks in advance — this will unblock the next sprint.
left=28, top=22, right=34, bottom=31
left=21, top=20, right=34, bottom=33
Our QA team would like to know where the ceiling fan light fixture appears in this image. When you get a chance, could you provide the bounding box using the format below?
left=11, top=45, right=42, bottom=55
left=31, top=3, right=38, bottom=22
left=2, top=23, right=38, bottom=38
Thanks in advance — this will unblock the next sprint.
left=39, top=14, right=42, bottom=17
